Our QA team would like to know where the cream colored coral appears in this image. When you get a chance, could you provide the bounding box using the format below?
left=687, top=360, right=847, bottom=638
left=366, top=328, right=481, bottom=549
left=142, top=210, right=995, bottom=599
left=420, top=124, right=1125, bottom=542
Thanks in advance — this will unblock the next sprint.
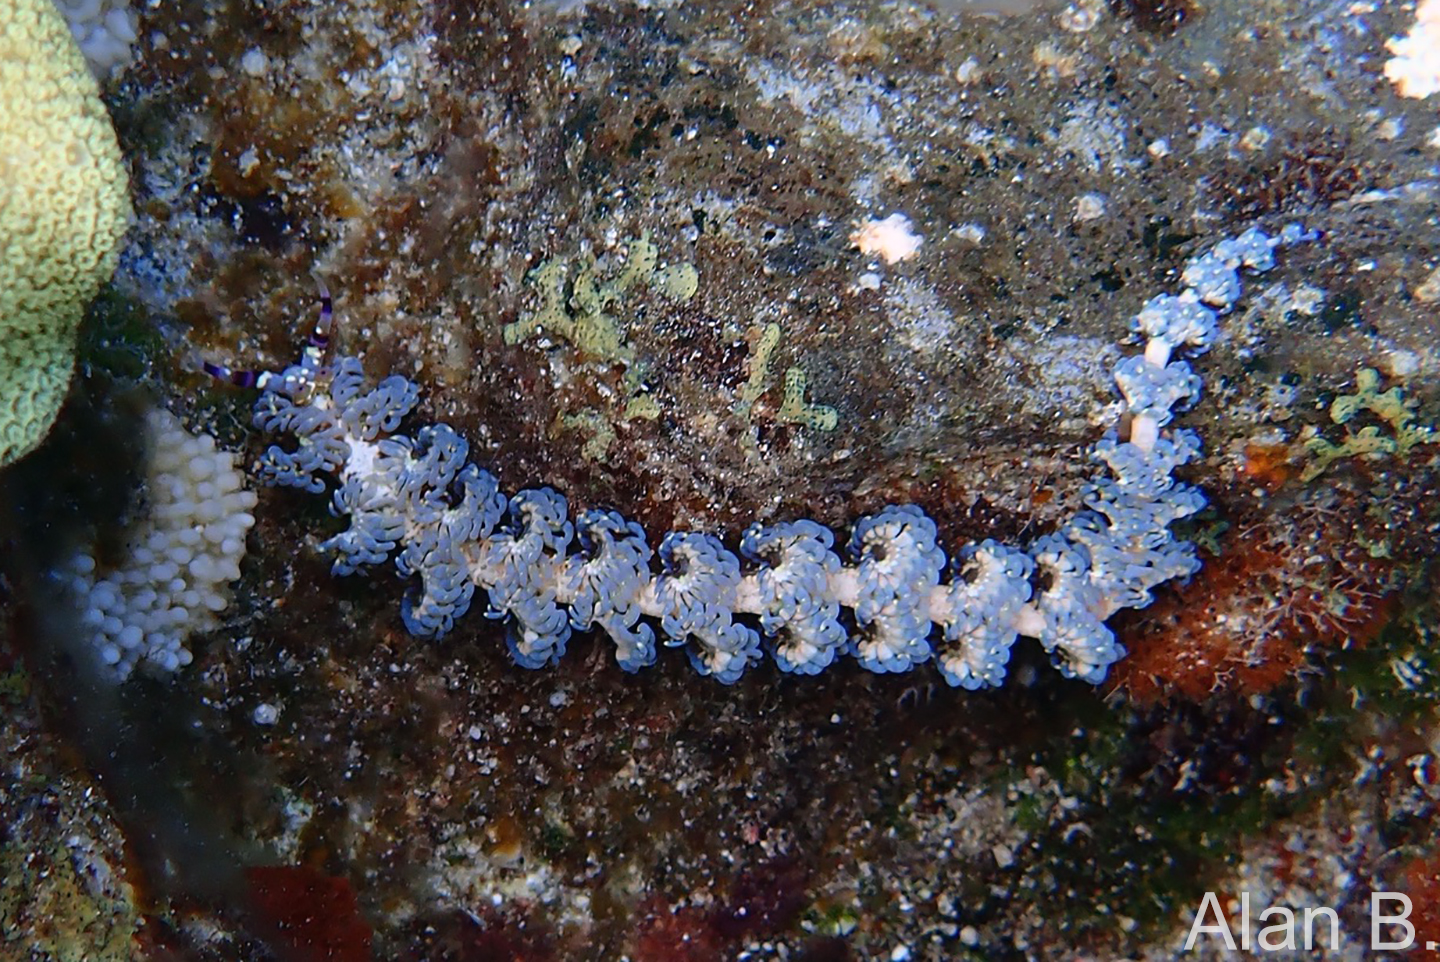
left=0, top=0, right=131, bottom=466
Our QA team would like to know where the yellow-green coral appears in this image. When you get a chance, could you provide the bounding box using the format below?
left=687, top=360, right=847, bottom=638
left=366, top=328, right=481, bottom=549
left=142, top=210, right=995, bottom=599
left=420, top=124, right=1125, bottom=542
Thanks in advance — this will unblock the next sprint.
left=558, top=393, right=660, bottom=464
left=561, top=408, right=617, bottom=462
left=0, top=0, right=132, bottom=466
left=734, top=320, right=838, bottom=431
left=1301, top=368, right=1437, bottom=481
left=0, top=833, right=138, bottom=961
left=504, top=234, right=696, bottom=363
left=777, top=365, right=839, bottom=432
left=735, top=321, right=782, bottom=418
left=623, top=393, right=660, bottom=421
left=0, top=745, right=140, bottom=962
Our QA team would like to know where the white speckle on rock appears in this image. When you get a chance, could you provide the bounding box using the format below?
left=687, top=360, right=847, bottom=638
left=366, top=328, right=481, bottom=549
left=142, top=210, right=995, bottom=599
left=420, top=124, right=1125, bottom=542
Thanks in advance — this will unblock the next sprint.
left=1414, top=265, right=1440, bottom=303
left=1073, top=192, right=1107, bottom=222
left=237, top=148, right=260, bottom=178
left=1239, top=125, right=1272, bottom=151
left=953, top=222, right=987, bottom=244
left=850, top=213, right=922, bottom=265
left=241, top=47, right=269, bottom=77
left=1380, top=348, right=1421, bottom=379
left=1058, top=0, right=1103, bottom=33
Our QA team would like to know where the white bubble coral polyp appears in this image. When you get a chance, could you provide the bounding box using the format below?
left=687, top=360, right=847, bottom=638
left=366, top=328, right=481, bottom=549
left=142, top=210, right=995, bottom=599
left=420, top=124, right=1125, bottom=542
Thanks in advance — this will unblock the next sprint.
left=55, top=0, right=138, bottom=78
left=59, top=409, right=257, bottom=680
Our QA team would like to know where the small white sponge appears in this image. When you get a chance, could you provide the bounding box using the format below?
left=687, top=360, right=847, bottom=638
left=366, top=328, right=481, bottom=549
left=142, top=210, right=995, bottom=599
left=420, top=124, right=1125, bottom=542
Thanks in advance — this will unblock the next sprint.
left=59, top=409, right=257, bottom=680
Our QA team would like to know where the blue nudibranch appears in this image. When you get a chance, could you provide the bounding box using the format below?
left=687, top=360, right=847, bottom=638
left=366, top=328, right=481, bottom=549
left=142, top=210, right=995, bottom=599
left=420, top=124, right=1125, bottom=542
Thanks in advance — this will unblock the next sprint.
left=247, top=225, right=1313, bottom=687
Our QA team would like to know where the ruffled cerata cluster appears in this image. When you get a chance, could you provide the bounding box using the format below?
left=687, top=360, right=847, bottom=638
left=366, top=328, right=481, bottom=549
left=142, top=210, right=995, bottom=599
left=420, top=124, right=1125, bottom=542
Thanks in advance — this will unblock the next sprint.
left=250, top=226, right=1312, bottom=687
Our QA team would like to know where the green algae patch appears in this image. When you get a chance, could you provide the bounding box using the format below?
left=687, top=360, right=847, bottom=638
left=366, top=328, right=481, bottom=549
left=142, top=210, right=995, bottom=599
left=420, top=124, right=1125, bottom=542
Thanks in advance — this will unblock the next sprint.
left=1291, top=596, right=1439, bottom=772
left=1302, top=368, right=1437, bottom=482
left=778, top=365, right=839, bottom=432
left=734, top=320, right=838, bottom=432
left=510, top=234, right=696, bottom=458
left=1000, top=576, right=1438, bottom=947
left=561, top=407, right=618, bottom=462
left=505, top=234, right=697, bottom=364
left=735, top=322, right=783, bottom=418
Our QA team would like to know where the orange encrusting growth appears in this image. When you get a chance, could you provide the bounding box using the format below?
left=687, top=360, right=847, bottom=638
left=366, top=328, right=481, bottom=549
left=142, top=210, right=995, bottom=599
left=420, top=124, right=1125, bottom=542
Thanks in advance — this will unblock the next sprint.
left=1398, top=852, right=1440, bottom=949
left=1109, top=501, right=1398, bottom=704
left=1239, top=441, right=1296, bottom=491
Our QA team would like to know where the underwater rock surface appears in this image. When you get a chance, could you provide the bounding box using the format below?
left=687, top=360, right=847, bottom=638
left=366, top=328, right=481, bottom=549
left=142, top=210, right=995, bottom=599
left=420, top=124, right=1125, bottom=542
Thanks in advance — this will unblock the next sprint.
left=1, top=0, right=1438, bottom=958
